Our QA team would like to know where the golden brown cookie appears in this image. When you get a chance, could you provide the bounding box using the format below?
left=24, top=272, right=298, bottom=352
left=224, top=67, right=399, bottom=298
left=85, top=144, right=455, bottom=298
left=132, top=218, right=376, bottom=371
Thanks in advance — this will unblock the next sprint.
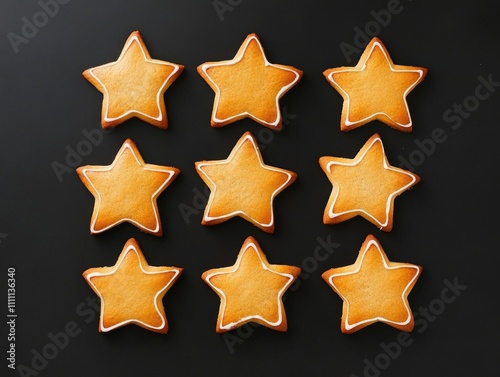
left=83, top=238, right=182, bottom=333
left=322, top=234, right=422, bottom=333
left=319, top=133, right=420, bottom=232
left=202, top=236, right=300, bottom=332
left=324, top=37, right=426, bottom=132
left=195, top=131, right=296, bottom=233
left=197, top=33, right=302, bottom=130
left=83, top=30, right=184, bottom=129
left=76, top=138, right=179, bottom=236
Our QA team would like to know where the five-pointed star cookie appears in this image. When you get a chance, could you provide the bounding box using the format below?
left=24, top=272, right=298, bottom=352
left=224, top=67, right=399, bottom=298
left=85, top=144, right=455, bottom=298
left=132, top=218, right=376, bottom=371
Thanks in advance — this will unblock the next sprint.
left=324, top=37, right=426, bottom=132
left=202, top=236, right=300, bottom=332
left=195, top=131, right=296, bottom=233
left=83, top=30, right=184, bottom=129
left=76, top=138, right=179, bottom=236
left=83, top=238, right=182, bottom=333
left=197, top=33, right=302, bottom=130
left=319, top=133, right=420, bottom=232
left=322, top=234, right=422, bottom=333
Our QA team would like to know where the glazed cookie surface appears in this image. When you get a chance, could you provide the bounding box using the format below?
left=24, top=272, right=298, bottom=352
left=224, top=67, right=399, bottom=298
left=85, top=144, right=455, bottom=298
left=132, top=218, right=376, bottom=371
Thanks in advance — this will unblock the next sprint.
left=197, top=33, right=302, bottom=130
left=319, top=133, right=420, bottom=232
left=324, top=37, right=426, bottom=132
left=322, top=235, right=422, bottom=333
left=195, top=131, right=296, bottom=233
left=83, top=30, right=183, bottom=129
left=202, top=236, right=300, bottom=332
left=77, top=138, right=179, bottom=236
left=83, top=238, right=182, bottom=333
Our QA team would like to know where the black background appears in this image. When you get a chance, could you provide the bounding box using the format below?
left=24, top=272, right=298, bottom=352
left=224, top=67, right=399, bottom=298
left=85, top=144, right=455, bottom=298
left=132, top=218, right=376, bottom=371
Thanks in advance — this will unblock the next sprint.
left=1, top=0, right=499, bottom=376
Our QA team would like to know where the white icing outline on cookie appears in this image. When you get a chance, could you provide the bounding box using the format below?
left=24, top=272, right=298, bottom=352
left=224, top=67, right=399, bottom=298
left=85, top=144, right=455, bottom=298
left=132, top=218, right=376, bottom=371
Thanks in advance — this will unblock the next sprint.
left=324, top=134, right=418, bottom=229
left=200, top=34, right=301, bottom=128
left=79, top=140, right=177, bottom=234
left=327, top=238, right=420, bottom=330
left=204, top=240, right=295, bottom=330
left=326, top=40, right=425, bottom=129
left=196, top=132, right=295, bottom=228
left=87, top=33, right=182, bottom=123
left=85, top=242, right=181, bottom=332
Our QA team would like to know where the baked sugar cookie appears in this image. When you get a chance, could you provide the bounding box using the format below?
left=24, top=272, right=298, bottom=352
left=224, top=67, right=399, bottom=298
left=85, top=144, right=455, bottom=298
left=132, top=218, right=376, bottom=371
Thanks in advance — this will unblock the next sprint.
left=195, top=131, right=296, bottom=233
left=324, top=37, right=426, bottom=132
left=319, top=133, right=420, bottom=232
left=197, top=33, right=302, bottom=130
left=202, top=236, right=300, bottom=332
left=83, top=30, right=184, bottom=129
left=83, top=238, right=182, bottom=333
left=322, top=235, right=422, bottom=333
left=77, top=138, right=179, bottom=236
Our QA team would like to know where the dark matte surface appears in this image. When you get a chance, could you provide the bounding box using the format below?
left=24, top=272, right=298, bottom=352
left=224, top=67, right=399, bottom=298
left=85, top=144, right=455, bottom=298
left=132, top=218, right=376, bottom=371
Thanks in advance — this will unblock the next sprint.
left=1, top=0, right=499, bottom=376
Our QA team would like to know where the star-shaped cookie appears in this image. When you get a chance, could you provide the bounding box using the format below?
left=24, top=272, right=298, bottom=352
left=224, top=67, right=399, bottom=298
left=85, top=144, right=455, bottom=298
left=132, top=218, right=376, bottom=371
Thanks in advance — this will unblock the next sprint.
left=202, top=236, right=300, bottom=332
left=83, top=30, right=184, bottom=129
left=197, top=33, right=302, bottom=130
left=319, top=133, right=420, bottom=232
left=322, top=235, right=422, bottom=333
left=77, top=138, right=179, bottom=236
left=195, top=131, right=296, bottom=233
left=83, top=238, right=182, bottom=333
left=324, top=37, right=426, bottom=132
